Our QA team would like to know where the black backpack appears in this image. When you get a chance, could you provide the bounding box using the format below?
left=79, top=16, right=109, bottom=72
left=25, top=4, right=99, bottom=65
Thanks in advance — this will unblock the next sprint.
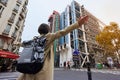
left=16, top=36, right=47, bottom=74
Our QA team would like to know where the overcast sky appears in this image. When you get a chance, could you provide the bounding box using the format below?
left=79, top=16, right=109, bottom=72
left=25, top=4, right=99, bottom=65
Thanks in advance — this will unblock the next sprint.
left=22, top=0, right=120, bottom=41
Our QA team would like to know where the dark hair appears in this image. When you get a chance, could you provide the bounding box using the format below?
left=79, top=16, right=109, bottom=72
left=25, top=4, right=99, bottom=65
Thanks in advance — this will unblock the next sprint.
left=38, top=23, right=49, bottom=34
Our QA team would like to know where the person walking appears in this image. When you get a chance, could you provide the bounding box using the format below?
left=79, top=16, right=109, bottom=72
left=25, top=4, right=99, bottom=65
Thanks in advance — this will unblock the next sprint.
left=63, top=61, right=66, bottom=70
left=17, top=15, right=88, bottom=80
left=12, top=60, right=17, bottom=72
left=67, top=61, right=70, bottom=69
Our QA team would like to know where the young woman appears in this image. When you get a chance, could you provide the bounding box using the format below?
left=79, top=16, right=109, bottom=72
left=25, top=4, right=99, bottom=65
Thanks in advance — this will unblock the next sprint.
left=17, top=15, right=88, bottom=80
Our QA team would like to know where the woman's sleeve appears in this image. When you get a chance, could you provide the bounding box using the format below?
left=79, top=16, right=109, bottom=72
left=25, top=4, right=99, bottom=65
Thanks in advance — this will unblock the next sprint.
left=53, top=22, right=80, bottom=39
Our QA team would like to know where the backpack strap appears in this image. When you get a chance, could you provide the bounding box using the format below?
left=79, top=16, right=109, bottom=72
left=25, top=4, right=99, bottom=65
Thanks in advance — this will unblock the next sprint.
left=33, top=35, right=48, bottom=62
left=39, top=36, right=51, bottom=61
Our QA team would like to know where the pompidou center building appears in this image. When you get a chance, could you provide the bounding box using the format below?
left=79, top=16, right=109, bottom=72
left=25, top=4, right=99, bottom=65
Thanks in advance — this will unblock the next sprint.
left=48, top=0, right=105, bottom=68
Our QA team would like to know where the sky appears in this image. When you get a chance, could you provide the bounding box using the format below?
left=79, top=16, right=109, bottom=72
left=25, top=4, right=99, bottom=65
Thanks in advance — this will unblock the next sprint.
left=22, top=0, right=120, bottom=41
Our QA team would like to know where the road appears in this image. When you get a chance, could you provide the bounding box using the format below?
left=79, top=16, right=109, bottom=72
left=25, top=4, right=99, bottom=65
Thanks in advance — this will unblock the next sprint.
left=54, top=69, right=120, bottom=80
left=0, top=69, right=120, bottom=80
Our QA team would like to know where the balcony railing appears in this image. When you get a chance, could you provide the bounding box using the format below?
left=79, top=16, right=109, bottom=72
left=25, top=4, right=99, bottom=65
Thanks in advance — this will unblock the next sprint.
left=17, top=0, right=22, bottom=4
left=12, top=32, right=16, bottom=38
left=2, top=30, right=9, bottom=35
left=8, top=18, right=14, bottom=23
left=13, top=8, right=18, bottom=13
left=20, top=11, right=26, bottom=18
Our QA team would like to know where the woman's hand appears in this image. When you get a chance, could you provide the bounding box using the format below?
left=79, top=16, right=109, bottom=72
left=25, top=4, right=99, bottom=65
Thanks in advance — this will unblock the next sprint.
left=77, top=15, right=89, bottom=26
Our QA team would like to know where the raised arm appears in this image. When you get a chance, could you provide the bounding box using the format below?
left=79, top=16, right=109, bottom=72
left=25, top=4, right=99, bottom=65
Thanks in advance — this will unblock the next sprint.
left=53, top=15, right=88, bottom=39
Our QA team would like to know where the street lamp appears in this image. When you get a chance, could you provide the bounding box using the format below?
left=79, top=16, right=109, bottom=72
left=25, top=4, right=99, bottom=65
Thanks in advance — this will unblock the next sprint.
left=86, top=61, right=92, bottom=80
left=81, top=5, right=92, bottom=80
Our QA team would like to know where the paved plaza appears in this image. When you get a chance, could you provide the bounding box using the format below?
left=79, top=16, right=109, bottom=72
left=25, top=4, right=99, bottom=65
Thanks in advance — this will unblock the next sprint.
left=0, top=68, right=120, bottom=80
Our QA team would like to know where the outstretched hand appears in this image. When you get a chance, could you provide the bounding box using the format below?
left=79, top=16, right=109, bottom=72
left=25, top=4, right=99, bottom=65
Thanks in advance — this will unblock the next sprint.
left=77, top=15, right=89, bottom=26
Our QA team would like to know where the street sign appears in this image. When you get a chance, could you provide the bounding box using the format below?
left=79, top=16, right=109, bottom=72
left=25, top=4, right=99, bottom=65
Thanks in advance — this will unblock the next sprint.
left=73, top=49, right=80, bottom=61
left=73, top=49, right=80, bottom=55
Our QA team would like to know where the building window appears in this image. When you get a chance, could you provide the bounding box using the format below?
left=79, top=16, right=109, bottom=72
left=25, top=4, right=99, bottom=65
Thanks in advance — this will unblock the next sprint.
left=0, top=5, right=4, bottom=17
left=0, top=0, right=8, bottom=6
left=3, top=24, right=11, bottom=34
left=16, top=17, right=22, bottom=28
left=13, top=4, right=20, bottom=13
left=0, top=38, right=4, bottom=49
left=17, top=0, right=22, bottom=4
left=8, top=13, right=16, bottom=23
left=23, top=0, right=28, bottom=11
left=20, top=9, right=26, bottom=18
left=12, top=28, right=17, bottom=38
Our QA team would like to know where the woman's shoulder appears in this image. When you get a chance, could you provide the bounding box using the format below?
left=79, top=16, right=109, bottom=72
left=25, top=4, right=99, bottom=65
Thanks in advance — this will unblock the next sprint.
left=46, top=33, right=55, bottom=37
left=45, top=33, right=56, bottom=41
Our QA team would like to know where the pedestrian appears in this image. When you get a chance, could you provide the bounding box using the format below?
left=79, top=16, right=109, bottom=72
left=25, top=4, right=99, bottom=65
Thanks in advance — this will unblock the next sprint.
left=17, top=15, right=88, bottom=80
left=1, top=62, right=7, bottom=72
left=12, top=60, right=17, bottom=72
left=67, top=61, right=70, bottom=69
left=1, top=61, right=7, bottom=72
left=63, top=61, right=66, bottom=70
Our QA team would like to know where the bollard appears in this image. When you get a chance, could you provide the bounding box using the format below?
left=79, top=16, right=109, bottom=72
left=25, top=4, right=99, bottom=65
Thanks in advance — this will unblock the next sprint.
left=86, top=62, right=92, bottom=80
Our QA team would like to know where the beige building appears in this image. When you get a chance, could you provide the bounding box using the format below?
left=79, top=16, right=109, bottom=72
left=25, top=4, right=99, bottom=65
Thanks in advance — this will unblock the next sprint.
left=0, top=0, right=28, bottom=59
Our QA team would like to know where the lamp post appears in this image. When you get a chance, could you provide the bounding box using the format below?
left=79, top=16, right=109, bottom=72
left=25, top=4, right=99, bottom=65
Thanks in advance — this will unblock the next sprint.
left=81, top=5, right=92, bottom=80
left=86, top=61, right=92, bottom=80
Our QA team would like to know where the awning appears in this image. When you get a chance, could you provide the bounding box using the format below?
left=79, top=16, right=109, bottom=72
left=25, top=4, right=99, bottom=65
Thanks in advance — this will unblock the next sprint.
left=0, top=50, right=19, bottom=59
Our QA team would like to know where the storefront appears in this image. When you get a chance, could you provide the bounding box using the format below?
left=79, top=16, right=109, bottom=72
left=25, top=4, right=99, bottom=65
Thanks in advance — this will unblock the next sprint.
left=0, top=50, right=19, bottom=72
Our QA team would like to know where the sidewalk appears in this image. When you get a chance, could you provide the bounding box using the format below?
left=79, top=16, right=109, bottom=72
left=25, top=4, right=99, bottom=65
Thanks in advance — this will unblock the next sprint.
left=54, top=68, right=120, bottom=75
left=90, top=68, right=120, bottom=75
left=0, top=72, right=19, bottom=80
